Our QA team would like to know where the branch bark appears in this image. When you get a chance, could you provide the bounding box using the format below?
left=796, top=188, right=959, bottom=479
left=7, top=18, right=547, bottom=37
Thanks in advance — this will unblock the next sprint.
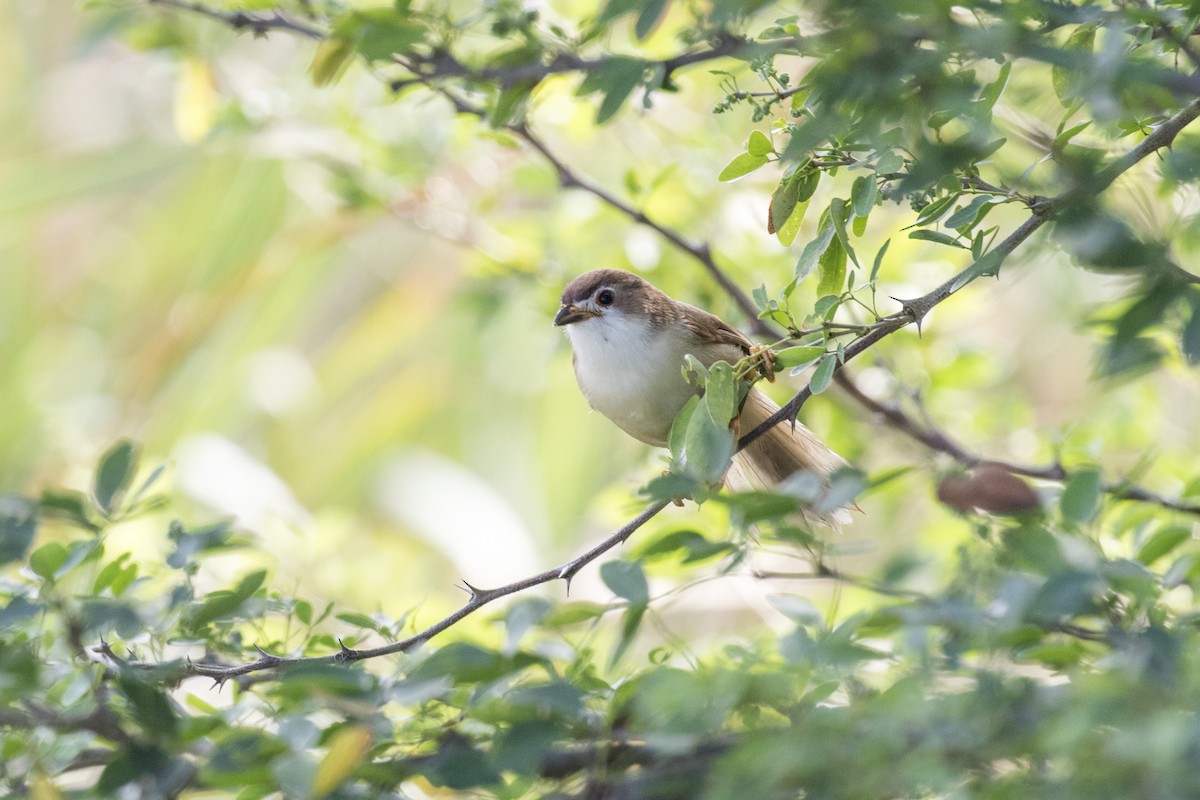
left=834, top=370, right=1200, bottom=517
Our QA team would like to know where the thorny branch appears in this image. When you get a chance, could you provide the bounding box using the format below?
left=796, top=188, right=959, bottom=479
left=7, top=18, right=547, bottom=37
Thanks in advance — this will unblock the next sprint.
left=137, top=2, right=1200, bottom=683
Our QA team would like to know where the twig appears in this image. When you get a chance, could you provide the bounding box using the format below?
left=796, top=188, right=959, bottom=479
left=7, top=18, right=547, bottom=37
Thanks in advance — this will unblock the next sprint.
left=724, top=86, right=807, bottom=101
left=399, top=78, right=770, bottom=333
left=396, top=32, right=750, bottom=89
left=752, top=567, right=925, bottom=598
left=147, top=0, right=326, bottom=40
left=834, top=370, right=1200, bottom=517
left=0, top=703, right=135, bottom=748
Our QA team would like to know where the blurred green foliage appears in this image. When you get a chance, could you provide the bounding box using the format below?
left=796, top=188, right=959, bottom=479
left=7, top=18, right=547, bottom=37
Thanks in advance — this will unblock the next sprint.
left=2, top=0, right=1200, bottom=797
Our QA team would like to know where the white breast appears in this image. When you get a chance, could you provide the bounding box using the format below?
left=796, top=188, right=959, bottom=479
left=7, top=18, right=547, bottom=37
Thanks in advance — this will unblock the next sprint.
left=565, top=313, right=699, bottom=447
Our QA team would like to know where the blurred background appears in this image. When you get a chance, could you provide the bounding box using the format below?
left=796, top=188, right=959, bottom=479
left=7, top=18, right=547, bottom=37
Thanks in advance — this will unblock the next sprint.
left=4, top=1, right=1198, bottom=646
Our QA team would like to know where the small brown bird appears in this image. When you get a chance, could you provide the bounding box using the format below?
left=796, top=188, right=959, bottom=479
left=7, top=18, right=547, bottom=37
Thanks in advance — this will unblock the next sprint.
left=554, top=269, right=846, bottom=518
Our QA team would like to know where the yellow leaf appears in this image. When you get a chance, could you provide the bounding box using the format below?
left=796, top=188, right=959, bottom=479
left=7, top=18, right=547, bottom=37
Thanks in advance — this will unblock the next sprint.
left=309, top=36, right=354, bottom=87
left=775, top=198, right=809, bottom=247
left=173, top=59, right=217, bottom=144
left=30, top=773, right=63, bottom=800
left=312, top=724, right=373, bottom=798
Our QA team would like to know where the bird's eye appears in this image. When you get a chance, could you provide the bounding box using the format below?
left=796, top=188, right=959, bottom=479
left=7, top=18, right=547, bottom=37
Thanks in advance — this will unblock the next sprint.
left=596, top=289, right=615, bottom=306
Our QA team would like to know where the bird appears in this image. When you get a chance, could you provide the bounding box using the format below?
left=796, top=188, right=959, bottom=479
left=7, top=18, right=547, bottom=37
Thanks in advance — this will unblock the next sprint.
left=553, top=268, right=847, bottom=522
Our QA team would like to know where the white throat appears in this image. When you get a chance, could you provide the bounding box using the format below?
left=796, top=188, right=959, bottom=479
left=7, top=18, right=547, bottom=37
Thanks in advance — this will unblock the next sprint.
left=565, top=311, right=699, bottom=447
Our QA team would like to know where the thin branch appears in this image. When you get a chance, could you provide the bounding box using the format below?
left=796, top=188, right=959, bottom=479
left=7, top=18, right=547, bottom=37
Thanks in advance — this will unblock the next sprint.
left=158, top=499, right=671, bottom=682
left=0, top=702, right=135, bottom=748
left=515, top=120, right=767, bottom=330
left=834, top=369, right=1200, bottom=517
left=833, top=370, right=1065, bottom=480
left=752, top=566, right=925, bottom=598
left=399, top=78, right=770, bottom=333
left=398, top=32, right=751, bottom=89
left=147, top=0, right=326, bottom=40
left=723, top=85, right=807, bottom=101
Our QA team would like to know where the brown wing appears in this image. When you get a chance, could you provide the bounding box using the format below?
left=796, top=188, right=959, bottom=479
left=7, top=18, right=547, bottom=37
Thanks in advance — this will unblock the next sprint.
left=678, top=303, right=753, bottom=355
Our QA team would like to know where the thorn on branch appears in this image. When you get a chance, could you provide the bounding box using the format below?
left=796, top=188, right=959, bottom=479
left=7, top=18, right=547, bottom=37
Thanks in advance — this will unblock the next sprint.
left=252, top=644, right=281, bottom=666
left=458, top=580, right=483, bottom=601
left=335, top=638, right=359, bottom=662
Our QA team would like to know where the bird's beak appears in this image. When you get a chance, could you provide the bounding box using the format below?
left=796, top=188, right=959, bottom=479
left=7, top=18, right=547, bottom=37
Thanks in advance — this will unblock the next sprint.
left=554, top=304, right=594, bottom=326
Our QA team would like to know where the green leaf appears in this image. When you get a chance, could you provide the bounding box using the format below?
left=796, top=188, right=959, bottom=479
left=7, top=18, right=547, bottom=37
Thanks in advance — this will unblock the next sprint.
left=796, top=213, right=836, bottom=280
left=850, top=175, right=877, bottom=219
left=981, top=61, right=1012, bottom=107
left=579, top=57, right=647, bottom=124
left=816, top=235, right=847, bottom=297
left=338, top=8, right=426, bottom=62
left=601, top=560, right=649, bottom=605
left=111, top=563, right=138, bottom=596
left=808, top=355, right=836, bottom=395
left=611, top=604, right=645, bottom=667
left=718, top=151, right=769, bottom=182
left=702, top=362, right=738, bottom=426
left=944, top=195, right=995, bottom=230
left=410, top=643, right=525, bottom=684
left=1136, top=526, right=1191, bottom=566
left=1026, top=570, right=1103, bottom=622
left=38, top=489, right=97, bottom=531
left=774, top=345, right=825, bottom=369
left=167, top=520, right=240, bottom=569
left=543, top=601, right=607, bottom=627
left=1052, top=120, right=1092, bottom=152
left=120, top=674, right=180, bottom=738
left=747, top=130, right=774, bottom=157
left=98, top=746, right=174, bottom=794
left=29, top=542, right=68, bottom=580
left=667, top=394, right=700, bottom=462
left=812, top=294, right=841, bottom=319
left=752, top=284, right=769, bottom=311
left=490, top=83, right=532, bottom=128
left=94, top=439, right=138, bottom=516
left=682, top=402, right=735, bottom=485
left=771, top=174, right=812, bottom=246
left=718, top=491, right=801, bottom=525
left=336, top=612, right=380, bottom=631
left=635, top=529, right=734, bottom=563
left=774, top=198, right=808, bottom=247
left=870, top=239, right=890, bottom=281
left=829, top=198, right=859, bottom=266
left=93, top=554, right=130, bottom=594
left=633, top=0, right=668, bottom=39
left=913, top=192, right=959, bottom=227
left=950, top=250, right=1005, bottom=291
left=1053, top=24, right=1096, bottom=105
left=185, top=569, right=268, bottom=628
left=908, top=229, right=964, bottom=248
left=0, top=496, right=37, bottom=567
left=1182, top=292, right=1200, bottom=365
left=1060, top=468, right=1103, bottom=524
left=295, top=599, right=313, bottom=625
left=767, top=593, right=824, bottom=625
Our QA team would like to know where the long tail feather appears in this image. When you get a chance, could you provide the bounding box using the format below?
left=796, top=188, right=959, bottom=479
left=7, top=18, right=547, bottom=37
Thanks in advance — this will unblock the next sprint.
left=727, top=388, right=850, bottom=526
